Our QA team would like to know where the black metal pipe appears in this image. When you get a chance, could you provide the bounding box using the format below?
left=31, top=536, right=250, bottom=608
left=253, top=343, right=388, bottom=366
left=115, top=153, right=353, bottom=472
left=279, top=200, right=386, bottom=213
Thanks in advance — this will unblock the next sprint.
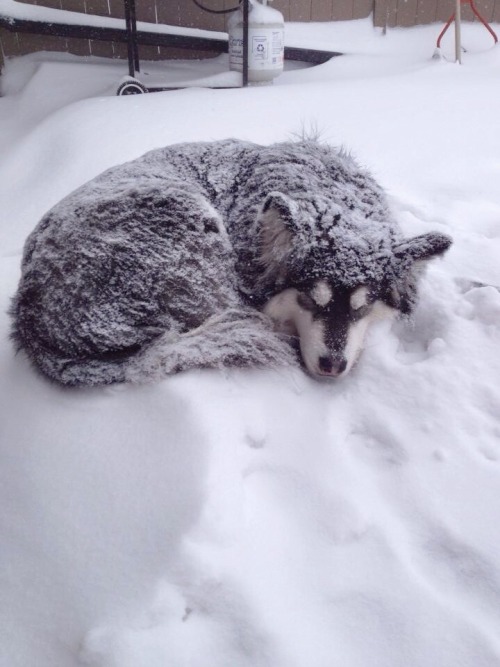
left=129, top=0, right=140, bottom=72
left=242, top=0, right=248, bottom=87
left=123, top=0, right=135, bottom=75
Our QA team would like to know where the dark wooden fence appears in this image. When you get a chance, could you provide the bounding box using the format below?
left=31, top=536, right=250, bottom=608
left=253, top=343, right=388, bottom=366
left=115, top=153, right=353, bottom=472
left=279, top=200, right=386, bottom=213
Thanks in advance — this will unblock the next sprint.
left=376, top=0, right=500, bottom=26
left=1, top=0, right=499, bottom=68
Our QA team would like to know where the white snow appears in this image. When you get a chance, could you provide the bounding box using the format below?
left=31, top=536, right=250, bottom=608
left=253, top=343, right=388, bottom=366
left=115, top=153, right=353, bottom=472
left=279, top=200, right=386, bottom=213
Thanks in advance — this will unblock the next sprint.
left=1, top=17, right=500, bottom=667
left=0, top=0, right=229, bottom=40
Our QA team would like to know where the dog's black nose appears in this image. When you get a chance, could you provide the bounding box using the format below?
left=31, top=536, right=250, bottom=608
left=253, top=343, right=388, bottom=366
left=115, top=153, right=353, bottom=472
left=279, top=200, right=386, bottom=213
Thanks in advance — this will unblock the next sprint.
left=318, top=356, right=333, bottom=373
left=318, top=355, right=347, bottom=376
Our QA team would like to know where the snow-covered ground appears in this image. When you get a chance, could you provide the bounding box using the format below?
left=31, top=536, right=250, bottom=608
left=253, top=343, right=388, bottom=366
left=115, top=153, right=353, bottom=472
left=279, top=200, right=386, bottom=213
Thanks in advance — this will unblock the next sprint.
left=1, top=17, right=500, bottom=667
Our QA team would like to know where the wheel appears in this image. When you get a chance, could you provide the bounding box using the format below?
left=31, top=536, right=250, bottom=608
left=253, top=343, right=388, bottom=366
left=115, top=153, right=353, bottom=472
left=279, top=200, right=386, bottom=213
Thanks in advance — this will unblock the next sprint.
left=116, top=79, right=148, bottom=96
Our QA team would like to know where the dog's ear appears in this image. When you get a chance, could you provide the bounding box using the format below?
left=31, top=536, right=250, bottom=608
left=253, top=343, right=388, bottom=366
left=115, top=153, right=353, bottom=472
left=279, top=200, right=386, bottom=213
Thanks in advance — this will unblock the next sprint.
left=261, top=191, right=298, bottom=227
left=389, top=232, right=452, bottom=315
left=258, top=191, right=298, bottom=261
left=256, top=192, right=298, bottom=289
left=394, top=232, right=452, bottom=264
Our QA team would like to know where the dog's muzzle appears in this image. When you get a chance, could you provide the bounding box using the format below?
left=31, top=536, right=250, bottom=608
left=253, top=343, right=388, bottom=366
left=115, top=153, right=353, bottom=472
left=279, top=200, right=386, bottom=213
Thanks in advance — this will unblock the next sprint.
left=317, top=354, right=348, bottom=377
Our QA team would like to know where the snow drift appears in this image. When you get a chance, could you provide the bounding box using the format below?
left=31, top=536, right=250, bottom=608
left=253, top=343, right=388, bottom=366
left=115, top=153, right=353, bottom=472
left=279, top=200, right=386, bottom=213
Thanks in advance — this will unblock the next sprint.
left=1, top=18, right=500, bottom=667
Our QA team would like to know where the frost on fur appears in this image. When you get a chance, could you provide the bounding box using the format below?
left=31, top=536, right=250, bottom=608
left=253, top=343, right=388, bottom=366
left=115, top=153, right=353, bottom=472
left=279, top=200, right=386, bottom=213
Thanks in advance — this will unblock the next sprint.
left=125, top=309, right=296, bottom=383
left=10, top=138, right=451, bottom=386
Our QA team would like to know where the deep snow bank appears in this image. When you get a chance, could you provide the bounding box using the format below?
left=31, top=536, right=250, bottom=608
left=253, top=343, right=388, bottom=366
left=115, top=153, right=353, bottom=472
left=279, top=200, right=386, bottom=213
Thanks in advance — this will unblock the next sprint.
left=1, top=19, right=500, bottom=667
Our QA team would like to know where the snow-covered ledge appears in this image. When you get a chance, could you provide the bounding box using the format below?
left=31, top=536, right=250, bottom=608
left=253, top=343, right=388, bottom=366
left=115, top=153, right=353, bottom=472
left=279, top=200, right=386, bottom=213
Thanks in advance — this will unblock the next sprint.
left=0, top=0, right=228, bottom=41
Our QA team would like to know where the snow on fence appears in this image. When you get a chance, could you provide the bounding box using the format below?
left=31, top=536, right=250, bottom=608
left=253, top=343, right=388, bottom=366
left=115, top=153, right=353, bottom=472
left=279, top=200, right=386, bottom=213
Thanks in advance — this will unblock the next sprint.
left=1, top=0, right=499, bottom=68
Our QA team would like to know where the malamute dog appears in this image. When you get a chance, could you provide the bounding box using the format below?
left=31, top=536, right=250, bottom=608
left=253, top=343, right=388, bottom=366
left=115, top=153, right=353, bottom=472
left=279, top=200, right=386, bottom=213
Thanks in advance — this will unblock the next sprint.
left=10, top=139, right=452, bottom=385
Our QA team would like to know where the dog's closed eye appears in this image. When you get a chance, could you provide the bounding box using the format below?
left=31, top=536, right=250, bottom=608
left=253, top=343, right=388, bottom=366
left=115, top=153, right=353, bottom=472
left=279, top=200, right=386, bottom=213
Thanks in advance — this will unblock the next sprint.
left=297, top=292, right=316, bottom=311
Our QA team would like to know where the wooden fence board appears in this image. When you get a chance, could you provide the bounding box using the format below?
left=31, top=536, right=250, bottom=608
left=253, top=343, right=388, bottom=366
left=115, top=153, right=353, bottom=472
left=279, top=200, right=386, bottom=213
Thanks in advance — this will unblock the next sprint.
left=460, top=4, right=475, bottom=20
left=85, top=0, right=112, bottom=55
left=155, top=0, right=181, bottom=27
left=183, top=1, right=225, bottom=31
left=385, top=0, right=398, bottom=25
left=290, top=0, right=312, bottom=21
left=0, top=27, right=21, bottom=56
left=89, top=38, right=114, bottom=54
left=17, top=31, right=67, bottom=53
left=416, top=0, right=438, bottom=23
left=468, top=0, right=495, bottom=21
left=331, top=0, right=354, bottom=20
left=135, top=0, right=157, bottom=24
left=66, top=35, right=92, bottom=54
left=436, top=0, right=453, bottom=22
left=34, top=0, right=63, bottom=8
left=397, top=0, right=420, bottom=25
left=112, top=40, right=129, bottom=56
left=272, top=0, right=291, bottom=22
left=353, top=0, right=374, bottom=18
left=108, top=0, right=125, bottom=18
left=62, top=0, right=87, bottom=13
left=311, top=0, right=334, bottom=20
left=373, top=0, right=387, bottom=26
left=480, top=0, right=495, bottom=21
left=85, top=0, right=109, bottom=17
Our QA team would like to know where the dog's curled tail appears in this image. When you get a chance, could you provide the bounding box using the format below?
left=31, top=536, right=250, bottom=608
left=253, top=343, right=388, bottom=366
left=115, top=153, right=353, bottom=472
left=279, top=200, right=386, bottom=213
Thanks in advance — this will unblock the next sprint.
left=124, top=308, right=297, bottom=384
left=14, top=308, right=297, bottom=387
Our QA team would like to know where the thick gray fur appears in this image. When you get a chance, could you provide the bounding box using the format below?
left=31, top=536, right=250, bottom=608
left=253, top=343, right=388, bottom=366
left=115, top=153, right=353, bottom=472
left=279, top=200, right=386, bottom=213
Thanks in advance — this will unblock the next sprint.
left=10, top=139, right=451, bottom=386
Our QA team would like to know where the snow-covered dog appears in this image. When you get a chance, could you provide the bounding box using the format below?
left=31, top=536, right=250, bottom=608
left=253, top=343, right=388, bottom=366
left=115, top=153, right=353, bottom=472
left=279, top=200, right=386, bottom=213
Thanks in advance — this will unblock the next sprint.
left=10, top=139, right=452, bottom=386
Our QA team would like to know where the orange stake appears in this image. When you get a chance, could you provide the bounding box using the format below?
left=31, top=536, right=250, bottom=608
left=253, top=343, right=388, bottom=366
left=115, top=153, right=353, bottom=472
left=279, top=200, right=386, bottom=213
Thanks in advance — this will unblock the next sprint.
left=437, top=0, right=498, bottom=50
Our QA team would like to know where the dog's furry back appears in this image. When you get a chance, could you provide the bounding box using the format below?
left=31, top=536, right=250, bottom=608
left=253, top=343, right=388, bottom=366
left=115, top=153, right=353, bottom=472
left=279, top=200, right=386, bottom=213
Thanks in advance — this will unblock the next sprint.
left=10, top=140, right=296, bottom=385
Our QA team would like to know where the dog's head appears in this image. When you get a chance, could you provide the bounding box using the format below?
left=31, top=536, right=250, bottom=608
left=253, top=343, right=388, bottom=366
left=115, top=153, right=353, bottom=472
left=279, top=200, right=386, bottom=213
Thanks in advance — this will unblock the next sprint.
left=257, top=191, right=452, bottom=379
